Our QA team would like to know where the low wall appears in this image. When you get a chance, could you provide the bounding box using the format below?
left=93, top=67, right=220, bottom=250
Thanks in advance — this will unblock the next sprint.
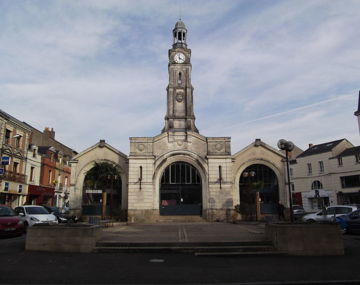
left=25, top=224, right=100, bottom=253
left=266, top=223, right=344, bottom=256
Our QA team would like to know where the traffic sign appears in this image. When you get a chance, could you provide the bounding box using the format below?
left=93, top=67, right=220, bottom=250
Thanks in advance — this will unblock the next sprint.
left=1, top=157, right=10, bottom=165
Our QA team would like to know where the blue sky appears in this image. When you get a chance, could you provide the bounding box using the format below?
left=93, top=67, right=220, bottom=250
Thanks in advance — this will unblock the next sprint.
left=1, top=0, right=359, bottom=153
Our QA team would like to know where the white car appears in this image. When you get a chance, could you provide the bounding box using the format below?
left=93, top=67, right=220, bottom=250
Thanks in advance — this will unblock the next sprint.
left=302, top=205, right=358, bottom=223
left=15, top=205, right=58, bottom=227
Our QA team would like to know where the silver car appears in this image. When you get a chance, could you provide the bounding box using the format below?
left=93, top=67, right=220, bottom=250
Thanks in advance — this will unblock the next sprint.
left=302, top=205, right=358, bottom=223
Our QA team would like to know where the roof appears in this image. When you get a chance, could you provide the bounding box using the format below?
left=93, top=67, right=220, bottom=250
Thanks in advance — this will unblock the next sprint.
left=174, top=20, right=186, bottom=30
left=297, top=139, right=344, bottom=158
left=338, top=146, right=360, bottom=157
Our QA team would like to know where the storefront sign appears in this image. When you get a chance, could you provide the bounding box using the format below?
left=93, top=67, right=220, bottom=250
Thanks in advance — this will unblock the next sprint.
left=85, top=190, right=103, bottom=194
left=1, top=157, right=9, bottom=165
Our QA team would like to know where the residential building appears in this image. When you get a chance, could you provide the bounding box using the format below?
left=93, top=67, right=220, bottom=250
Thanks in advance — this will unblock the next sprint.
left=26, top=126, right=76, bottom=207
left=291, top=139, right=357, bottom=212
left=0, top=110, right=32, bottom=207
left=355, top=91, right=360, bottom=135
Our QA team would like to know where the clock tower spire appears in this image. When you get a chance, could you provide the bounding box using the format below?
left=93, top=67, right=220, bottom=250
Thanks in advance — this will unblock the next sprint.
left=162, top=20, right=198, bottom=133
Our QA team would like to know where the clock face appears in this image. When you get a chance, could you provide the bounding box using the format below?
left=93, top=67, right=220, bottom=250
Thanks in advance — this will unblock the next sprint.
left=174, top=52, right=185, bottom=63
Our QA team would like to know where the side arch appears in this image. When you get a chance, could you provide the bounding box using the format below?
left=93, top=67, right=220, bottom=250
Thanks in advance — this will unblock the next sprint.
left=234, top=159, right=284, bottom=209
left=74, top=159, right=128, bottom=212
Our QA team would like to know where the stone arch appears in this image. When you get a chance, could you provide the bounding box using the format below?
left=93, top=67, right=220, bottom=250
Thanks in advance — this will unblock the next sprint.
left=234, top=159, right=283, bottom=209
left=153, top=152, right=208, bottom=212
left=74, top=159, right=128, bottom=211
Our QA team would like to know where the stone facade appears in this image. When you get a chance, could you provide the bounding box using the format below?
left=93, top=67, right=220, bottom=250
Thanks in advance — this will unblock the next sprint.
left=68, top=21, right=288, bottom=223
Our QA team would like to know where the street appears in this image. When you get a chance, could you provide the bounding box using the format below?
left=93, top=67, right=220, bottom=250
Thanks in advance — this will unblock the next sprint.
left=1, top=234, right=360, bottom=284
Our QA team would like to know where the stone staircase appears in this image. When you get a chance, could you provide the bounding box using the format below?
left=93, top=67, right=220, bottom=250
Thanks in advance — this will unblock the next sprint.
left=95, top=240, right=284, bottom=256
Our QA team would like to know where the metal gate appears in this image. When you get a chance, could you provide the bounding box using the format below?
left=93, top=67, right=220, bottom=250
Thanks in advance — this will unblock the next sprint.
left=160, top=162, right=202, bottom=216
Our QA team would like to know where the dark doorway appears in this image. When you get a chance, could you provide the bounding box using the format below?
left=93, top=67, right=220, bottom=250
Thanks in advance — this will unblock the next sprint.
left=82, top=162, right=122, bottom=219
left=160, top=162, right=202, bottom=216
left=239, top=164, right=279, bottom=220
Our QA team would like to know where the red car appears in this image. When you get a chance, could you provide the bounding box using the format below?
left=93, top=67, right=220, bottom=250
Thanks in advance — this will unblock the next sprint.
left=0, top=205, right=25, bottom=237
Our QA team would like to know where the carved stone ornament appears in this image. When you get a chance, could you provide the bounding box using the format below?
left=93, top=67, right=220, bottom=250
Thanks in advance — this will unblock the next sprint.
left=176, top=93, right=184, bottom=102
left=137, top=144, right=145, bottom=152
left=215, top=143, right=224, bottom=151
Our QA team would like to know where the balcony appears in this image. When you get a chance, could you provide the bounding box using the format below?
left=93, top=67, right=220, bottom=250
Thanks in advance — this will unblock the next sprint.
left=2, top=171, right=26, bottom=184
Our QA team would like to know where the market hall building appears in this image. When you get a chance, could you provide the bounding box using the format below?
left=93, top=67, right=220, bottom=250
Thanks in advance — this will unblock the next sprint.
left=69, top=21, right=288, bottom=223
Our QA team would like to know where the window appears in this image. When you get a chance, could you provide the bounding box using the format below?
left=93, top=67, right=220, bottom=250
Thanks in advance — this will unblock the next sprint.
left=13, top=162, right=19, bottom=174
left=335, top=207, right=353, bottom=214
left=290, top=168, right=293, bottom=177
left=341, top=175, right=360, bottom=188
left=355, top=153, right=360, bottom=164
left=15, top=136, right=21, bottom=148
left=319, top=161, right=324, bottom=173
left=30, top=167, right=35, bottom=182
left=18, top=185, right=23, bottom=193
left=32, top=148, right=36, bottom=158
left=311, top=180, right=323, bottom=190
left=5, top=129, right=11, bottom=144
left=307, top=163, right=312, bottom=175
left=4, top=182, right=9, bottom=191
left=65, top=176, right=68, bottom=187
left=338, top=157, right=343, bottom=166
left=291, top=183, right=295, bottom=191
left=48, top=170, right=52, bottom=184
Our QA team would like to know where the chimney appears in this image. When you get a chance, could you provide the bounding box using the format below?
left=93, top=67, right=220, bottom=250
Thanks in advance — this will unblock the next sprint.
left=44, top=127, right=55, bottom=139
left=309, top=143, right=314, bottom=148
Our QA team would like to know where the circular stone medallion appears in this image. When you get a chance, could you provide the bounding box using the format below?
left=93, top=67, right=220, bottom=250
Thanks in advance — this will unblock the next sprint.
left=137, top=144, right=145, bottom=152
left=215, top=143, right=224, bottom=151
left=176, top=93, right=184, bottom=102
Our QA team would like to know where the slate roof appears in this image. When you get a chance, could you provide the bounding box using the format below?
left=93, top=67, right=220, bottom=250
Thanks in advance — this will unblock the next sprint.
left=338, top=146, right=360, bottom=157
left=297, top=139, right=345, bottom=158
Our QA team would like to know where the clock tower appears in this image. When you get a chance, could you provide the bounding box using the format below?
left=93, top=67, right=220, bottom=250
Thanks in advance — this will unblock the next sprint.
left=162, top=20, right=199, bottom=133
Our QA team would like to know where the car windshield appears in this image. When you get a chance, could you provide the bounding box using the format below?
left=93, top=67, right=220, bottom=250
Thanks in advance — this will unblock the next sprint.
left=0, top=206, right=17, bottom=216
left=25, top=207, right=49, bottom=215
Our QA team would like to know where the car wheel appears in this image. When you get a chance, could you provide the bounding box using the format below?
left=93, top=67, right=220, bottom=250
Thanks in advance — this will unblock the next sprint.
left=307, top=219, right=316, bottom=224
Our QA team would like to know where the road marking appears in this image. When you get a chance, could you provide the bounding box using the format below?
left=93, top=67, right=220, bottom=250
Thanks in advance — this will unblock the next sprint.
left=149, top=259, right=164, bottom=263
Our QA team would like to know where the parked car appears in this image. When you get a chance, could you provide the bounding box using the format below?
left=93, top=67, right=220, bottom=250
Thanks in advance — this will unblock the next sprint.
left=302, top=205, right=358, bottom=223
left=293, top=205, right=306, bottom=215
left=336, top=209, right=360, bottom=234
left=0, top=205, right=25, bottom=237
left=14, top=205, right=58, bottom=228
left=42, top=205, right=78, bottom=223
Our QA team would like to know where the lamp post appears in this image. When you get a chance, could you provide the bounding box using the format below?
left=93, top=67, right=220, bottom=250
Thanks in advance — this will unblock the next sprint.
left=277, top=139, right=295, bottom=223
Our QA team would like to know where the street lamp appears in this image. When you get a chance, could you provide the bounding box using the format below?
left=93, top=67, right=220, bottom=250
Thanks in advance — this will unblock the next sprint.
left=277, top=139, right=295, bottom=223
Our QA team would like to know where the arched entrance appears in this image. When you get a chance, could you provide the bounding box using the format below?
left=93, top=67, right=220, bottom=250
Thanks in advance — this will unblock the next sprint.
left=239, top=164, right=279, bottom=220
left=160, top=162, right=202, bottom=216
left=82, top=162, right=122, bottom=218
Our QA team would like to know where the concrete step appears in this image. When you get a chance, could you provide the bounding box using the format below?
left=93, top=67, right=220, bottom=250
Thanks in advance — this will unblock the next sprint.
left=95, top=245, right=276, bottom=254
left=95, top=240, right=278, bottom=255
left=96, top=240, right=272, bottom=247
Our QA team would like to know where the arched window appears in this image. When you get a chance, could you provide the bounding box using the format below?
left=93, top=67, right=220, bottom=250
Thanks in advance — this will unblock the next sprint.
left=311, top=180, right=323, bottom=190
left=178, top=72, right=182, bottom=84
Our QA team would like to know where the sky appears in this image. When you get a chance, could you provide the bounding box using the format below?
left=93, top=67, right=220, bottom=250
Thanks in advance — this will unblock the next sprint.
left=1, top=0, right=360, bottom=154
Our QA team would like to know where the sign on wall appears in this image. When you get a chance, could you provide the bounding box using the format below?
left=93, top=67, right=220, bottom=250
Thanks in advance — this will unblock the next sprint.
left=85, top=189, right=103, bottom=194
left=1, top=157, right=10, bottom=165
